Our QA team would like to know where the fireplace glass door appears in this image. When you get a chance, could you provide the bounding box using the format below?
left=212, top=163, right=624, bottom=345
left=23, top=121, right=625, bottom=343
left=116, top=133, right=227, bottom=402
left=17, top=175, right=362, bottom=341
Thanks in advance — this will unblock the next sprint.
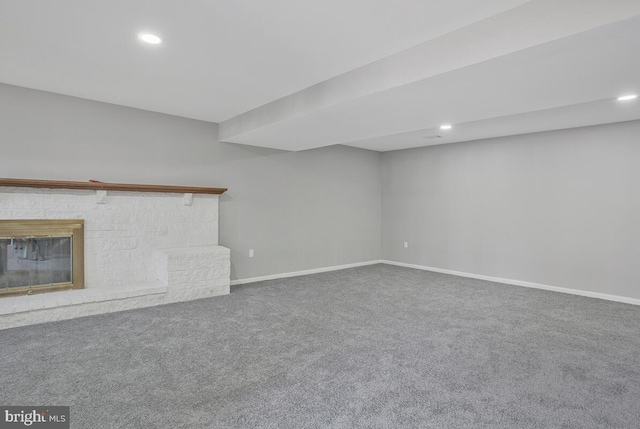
left=0, top=220, right=84, bottom=297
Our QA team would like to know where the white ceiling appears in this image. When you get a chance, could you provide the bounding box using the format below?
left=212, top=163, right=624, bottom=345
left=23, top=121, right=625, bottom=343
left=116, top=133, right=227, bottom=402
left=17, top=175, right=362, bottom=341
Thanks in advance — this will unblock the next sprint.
left=0, top=0, right=526, bottom=122
left=1, top=0, right=639, bottom=152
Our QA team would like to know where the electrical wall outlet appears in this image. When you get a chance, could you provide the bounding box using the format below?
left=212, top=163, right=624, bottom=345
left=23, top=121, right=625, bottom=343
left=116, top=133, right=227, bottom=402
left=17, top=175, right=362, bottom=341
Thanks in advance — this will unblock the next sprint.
left=249, top=249, right=254, bottom=258
left=404, top=241, right=409, bottom=248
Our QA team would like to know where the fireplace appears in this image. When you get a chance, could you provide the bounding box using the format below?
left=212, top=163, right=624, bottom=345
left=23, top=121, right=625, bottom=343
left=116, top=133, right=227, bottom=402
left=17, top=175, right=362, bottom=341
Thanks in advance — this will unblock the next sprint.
left=0, top=220, right=84, bottom=297
left=0, top=178, right=229, bottom=330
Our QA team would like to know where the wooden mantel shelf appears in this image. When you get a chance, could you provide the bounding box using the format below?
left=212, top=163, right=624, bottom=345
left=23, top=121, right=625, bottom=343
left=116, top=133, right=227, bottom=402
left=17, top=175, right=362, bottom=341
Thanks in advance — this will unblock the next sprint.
left=0, top=178, right=227, bottom=195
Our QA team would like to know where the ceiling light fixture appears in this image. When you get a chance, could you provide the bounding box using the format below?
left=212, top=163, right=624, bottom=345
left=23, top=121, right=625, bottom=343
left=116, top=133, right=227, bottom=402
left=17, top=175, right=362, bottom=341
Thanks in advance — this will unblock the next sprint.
left=617, top=94, right=638, bottom=101
left=439, top=124, right=453, bottom=130
left=139, top=33, right=162, bottom=45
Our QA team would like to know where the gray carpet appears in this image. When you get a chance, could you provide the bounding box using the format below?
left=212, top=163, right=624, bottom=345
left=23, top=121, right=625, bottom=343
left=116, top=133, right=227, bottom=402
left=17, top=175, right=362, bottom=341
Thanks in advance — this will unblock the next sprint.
left=1, top=264, right=640, bottom=428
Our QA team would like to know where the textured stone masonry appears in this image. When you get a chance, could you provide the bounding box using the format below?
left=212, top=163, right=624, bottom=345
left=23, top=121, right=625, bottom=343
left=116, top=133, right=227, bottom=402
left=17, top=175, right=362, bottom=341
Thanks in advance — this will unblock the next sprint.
left=0, top=187, right=230, bottom=329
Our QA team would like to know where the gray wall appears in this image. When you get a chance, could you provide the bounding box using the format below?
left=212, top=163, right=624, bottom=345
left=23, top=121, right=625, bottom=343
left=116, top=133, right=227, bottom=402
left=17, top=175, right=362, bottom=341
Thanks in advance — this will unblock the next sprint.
left=0, top=84, right=382, bottom=281
left=382, top=120, right=640, bottom=299
left=4, top=82, right=638, bottom=300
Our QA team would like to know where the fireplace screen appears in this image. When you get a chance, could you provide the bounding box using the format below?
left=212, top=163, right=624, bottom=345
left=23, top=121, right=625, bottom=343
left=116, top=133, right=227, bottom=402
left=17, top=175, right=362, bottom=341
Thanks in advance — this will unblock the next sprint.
left=0, top=220, right=84, bottom=297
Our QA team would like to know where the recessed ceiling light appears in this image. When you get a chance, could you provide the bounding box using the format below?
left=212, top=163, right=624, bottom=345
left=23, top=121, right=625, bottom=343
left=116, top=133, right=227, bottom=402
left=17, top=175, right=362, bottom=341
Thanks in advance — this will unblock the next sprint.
left=617, top=94, right=638, bottom=101
left=139, top=33, right=162, bottom=45
left=439, top=124, right=453, bottom=130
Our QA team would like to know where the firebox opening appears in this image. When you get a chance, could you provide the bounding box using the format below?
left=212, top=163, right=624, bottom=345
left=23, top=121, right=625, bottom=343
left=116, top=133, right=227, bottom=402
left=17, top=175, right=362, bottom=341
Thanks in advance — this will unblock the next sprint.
left=0, top=220, right=84, bottom=297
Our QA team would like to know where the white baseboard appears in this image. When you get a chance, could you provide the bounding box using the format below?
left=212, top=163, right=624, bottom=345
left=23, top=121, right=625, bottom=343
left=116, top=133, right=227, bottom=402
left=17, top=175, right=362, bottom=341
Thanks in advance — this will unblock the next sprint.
left=230, top=259, right=640, bottom=307
left=382, top=260, right=640, bottom=306
left=231, top=260, right=384, bottom=286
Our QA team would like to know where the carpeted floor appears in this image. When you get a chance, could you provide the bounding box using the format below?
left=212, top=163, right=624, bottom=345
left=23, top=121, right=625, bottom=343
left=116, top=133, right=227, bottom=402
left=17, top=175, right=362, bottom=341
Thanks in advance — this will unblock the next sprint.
left=1, top=264, right=639, bottom=428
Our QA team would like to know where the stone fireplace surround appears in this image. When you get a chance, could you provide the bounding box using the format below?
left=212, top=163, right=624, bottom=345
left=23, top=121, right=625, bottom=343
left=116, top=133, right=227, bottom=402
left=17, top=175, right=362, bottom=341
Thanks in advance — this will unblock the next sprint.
left=0, top=181, right=230, bottom=330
